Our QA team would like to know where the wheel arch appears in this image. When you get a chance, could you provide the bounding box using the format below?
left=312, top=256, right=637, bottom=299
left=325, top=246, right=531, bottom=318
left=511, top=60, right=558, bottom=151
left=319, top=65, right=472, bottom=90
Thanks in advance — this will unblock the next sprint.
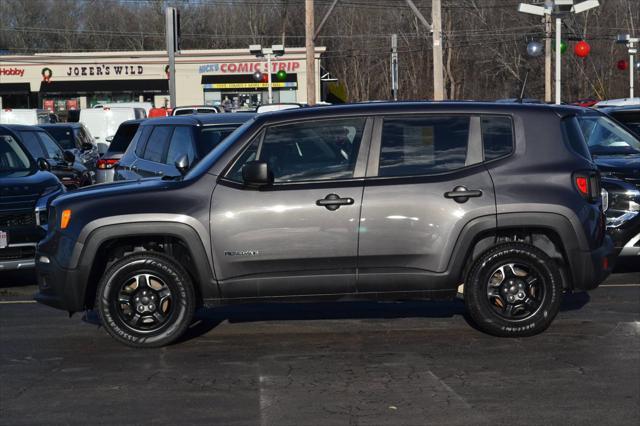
left=75, top=222, right=218, bottom=309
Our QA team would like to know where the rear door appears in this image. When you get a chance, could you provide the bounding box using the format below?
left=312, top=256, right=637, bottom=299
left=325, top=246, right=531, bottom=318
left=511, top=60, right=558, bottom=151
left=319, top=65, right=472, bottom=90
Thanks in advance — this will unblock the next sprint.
left=357, top=114, right=497, bottom=292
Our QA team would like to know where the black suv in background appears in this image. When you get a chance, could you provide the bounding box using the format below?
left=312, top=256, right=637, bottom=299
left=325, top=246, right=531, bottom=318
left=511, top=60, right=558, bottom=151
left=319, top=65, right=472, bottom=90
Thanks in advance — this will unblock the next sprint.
left=599, top=105, right=640, bottom=137
left=115, top=113, right=254, bottom=180
left=0, top=125, right=64, bottom=271
left=576, top=110, right=640, bottom=257
left=38, top=123, right=99, bottom=177
left=4, top=125, right=93, bottom=189
left=35, top=103, right=612, bottom=347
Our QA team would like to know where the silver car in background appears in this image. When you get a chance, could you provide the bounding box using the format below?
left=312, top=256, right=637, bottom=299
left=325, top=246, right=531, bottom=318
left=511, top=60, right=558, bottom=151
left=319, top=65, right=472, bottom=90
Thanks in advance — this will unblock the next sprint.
left=95, top=119, right=143, bottom=184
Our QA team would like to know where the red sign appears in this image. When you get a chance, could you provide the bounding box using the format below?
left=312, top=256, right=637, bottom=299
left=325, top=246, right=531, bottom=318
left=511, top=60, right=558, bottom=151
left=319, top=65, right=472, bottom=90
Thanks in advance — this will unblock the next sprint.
left=43, top=99, right=54, bottom=112
left=66, top=99, right=78, bottom=110
left=0, top=67, right=25, bottom=77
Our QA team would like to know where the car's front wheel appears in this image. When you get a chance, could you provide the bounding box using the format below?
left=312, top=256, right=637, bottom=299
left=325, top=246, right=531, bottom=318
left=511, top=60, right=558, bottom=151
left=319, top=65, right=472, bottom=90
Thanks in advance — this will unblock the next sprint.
left=464, top=242, right=563, bottom=337
left=96, top=252, right=195, bottom=348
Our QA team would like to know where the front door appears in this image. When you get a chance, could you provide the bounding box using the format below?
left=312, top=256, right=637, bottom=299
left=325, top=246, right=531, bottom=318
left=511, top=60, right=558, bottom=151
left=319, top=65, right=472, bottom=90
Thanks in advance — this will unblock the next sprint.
left=357, top=114, right=497, bottom=293
left=210, top=117, right=372, bottom=298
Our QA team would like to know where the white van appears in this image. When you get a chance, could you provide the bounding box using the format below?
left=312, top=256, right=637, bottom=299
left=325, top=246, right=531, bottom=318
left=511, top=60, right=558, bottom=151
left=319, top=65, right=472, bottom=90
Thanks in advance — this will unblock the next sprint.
left=80, top=107, right=143, bottom=154
left=594, top=98, right=640, bottom=107
left=0, top=108, right=51, bottom=125
left=94, top=102, right=153, bottom=116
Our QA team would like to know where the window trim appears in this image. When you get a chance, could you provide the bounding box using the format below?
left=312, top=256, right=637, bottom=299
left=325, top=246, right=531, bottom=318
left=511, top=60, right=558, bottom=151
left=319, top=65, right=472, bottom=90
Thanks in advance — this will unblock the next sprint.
left=480, top=114, right=516, bottom=164
left=219, top=116, right=373, bottom=190
left=366, top=113, right=482, bottom=179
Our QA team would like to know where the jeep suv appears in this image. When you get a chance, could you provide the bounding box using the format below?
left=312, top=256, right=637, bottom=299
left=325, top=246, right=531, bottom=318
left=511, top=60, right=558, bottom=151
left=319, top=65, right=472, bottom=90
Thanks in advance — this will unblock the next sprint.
left=34, top=103, right=613, bottom=347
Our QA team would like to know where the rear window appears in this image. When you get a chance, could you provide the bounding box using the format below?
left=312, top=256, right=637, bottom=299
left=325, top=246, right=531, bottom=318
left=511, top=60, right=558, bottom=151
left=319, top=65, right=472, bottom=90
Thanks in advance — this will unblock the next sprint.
left=41, top=127, right=75, bottom=150
left=108, top=123, right=140, bottom=153
left=142, top=126, right=172, bottom=163
left=610, top=111, right=640, bottom=138
left=481, top=116, right=513, bottom=161
left=561, top=116, right=592, bottom=160
left=198, top=125, right=240, bottom=157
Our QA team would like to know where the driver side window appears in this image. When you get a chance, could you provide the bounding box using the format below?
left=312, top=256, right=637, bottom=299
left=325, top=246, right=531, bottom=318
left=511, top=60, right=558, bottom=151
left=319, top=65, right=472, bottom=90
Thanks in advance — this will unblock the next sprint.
left=226, top=118, right=366, bottom=183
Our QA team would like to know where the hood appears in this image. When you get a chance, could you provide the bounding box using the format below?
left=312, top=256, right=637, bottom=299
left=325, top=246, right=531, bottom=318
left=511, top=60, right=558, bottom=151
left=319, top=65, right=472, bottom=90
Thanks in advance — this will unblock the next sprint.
left=0, top=169, right=60, bottom=193
left=594, top=154, right=640, bottom=180
left=52, top=176, right=187, bottom=206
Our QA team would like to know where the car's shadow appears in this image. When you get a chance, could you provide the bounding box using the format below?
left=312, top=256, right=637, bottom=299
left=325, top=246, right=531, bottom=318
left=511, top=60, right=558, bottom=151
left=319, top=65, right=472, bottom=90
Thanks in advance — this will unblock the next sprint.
left=81, top=291, right=591, bottom=344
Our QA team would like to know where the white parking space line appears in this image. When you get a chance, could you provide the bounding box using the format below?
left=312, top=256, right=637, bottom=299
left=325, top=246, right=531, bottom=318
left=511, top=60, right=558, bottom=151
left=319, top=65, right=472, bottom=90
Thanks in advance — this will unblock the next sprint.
left=600, top=284, right=640, bottom=287
left=0, top=300, right=36, bottom=304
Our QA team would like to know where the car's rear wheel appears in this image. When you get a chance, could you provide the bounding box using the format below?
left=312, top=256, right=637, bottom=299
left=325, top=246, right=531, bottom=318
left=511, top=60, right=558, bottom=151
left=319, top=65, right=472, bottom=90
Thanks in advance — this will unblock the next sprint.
left=464, top=242, right=563, bottom=337
left=96, top=252, right=195, bottom=348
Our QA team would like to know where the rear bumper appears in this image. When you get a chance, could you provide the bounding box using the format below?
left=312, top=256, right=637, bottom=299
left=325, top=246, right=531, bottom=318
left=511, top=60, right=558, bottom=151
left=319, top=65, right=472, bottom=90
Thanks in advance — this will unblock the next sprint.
left=569, top=234, right=615, bottom=291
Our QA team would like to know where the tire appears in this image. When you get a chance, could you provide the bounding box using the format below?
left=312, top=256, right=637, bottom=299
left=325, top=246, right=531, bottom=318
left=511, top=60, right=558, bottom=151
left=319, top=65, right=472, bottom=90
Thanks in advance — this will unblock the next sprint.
left=464, top=242, right=563, bottom=337
left=96, top=252, right=196, bottom=348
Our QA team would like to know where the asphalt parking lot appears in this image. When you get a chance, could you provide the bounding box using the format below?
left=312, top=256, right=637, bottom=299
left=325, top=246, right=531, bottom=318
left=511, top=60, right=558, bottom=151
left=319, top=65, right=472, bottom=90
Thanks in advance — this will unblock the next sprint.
left=1, top=268, right=639, bottom=425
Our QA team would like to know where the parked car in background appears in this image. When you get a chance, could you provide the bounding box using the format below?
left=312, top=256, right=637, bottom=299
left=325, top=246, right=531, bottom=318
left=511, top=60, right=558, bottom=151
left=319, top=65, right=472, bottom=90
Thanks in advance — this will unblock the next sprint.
left=571, top=98, right=598, bottom=108
left=38, top=123, right=99, bottom=179
left=594, top=98, right=640, bottom=108
left=0, top=109, right=53, bottom=125
left=0, top=125, right=65, bottom=271
left=36, top=102, right=613, bottom=347
left=5, top=125, right=92, bottom=189
left=575, top=109, right=640, bottom=257
left=95, top=119, right=143, bottom=184
left=171, top=105, right=222, bottom=116
left=94, top=102, right=153, bottom=116
left=80, top=107, right=144, bottom=154
left=115, top=113, right=254, bottom=181
left=598, top=105, right=640, bottom=138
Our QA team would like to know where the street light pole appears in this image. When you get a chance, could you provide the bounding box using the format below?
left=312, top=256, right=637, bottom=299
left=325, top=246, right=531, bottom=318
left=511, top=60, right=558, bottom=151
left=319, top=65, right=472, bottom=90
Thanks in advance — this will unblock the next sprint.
left=629, top=39, right=637, bottom=98
left=266, top=52, right=273, bottom=104
left=555, top=17, right=562, bottom=105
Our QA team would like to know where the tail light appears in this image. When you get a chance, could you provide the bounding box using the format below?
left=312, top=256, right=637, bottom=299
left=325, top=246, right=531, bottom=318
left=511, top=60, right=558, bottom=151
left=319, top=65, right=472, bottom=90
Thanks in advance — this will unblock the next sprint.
left=97, top=158, right=118, bottom=169
left=573, top=171, right=600, bottom=203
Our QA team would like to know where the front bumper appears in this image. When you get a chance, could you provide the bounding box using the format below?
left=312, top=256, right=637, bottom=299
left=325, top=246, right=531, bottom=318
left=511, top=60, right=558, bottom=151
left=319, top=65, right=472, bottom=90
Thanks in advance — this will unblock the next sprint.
left=0, top=244, right=37, bottom=271
left=34, top=254, right=86, bottom=312
left=569, top=234, right=615, bottom=291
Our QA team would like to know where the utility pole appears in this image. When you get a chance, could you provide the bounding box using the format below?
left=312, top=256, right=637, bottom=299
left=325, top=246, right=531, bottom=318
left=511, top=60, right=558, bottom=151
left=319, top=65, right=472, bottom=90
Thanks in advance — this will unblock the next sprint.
left=391, top=34, right=398, bottom=101
left=617, top=34, right=638, bottom=98
left=544, top=13, right=552, bottom=103
left=555, top=16, right=561, bottom=105
left=305, top=0, right=316, bottom=105
left=431, top=0, right=445, bottom=100
left=165, top=7, right=179, bottom=108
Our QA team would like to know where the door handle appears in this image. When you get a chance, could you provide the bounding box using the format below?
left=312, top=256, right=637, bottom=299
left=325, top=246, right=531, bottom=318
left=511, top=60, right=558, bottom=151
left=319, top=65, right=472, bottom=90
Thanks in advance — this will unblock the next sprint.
left=444, top=186, right=483, bottom=203
left=316, top=193, right=354, bottom=211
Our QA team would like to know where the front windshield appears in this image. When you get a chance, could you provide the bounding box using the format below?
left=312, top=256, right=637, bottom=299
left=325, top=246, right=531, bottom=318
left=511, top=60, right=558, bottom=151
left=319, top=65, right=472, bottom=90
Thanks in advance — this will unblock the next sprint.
left=577, top=115, right=640, bottom=155
left=0, top=133, right=33, bottom=173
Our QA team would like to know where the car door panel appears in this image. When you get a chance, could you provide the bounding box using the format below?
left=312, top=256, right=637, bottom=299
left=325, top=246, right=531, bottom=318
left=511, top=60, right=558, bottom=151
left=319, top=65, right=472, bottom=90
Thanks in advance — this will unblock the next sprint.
left=357, top=115, right=497, bottom=292
left=210, top=117, right=372, bottom=298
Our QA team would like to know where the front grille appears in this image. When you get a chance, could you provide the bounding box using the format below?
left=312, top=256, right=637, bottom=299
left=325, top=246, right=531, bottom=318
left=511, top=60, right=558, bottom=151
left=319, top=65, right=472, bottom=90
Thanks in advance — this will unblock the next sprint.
left=0, top=246, right=35, bottom=261
left=0, top=189, right=40, bottom=212
left=0, top=212, right=35, bottom=228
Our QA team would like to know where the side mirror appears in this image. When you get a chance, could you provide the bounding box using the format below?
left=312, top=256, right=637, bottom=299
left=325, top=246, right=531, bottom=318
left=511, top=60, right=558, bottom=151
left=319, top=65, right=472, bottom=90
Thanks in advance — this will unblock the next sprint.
left=242, top=160, right=273, bottom=187
left=174, top=154, right=190, bottom=176
left=106, top=136, right=114, bottom=143
left=37, top=158, right=51, bottom=171
left=82, top=142, right=94, bottom=151
left=63, top=150, right=75, bottom=164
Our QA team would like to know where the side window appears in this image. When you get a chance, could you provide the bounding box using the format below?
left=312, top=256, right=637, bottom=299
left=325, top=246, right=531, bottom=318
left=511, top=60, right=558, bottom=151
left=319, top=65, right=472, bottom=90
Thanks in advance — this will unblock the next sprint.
left=18, top=131, right=46, bottom=159
left=134, top=126, right=152, bottom=157
left=378, top=116, right=469, bottom=177
left=481, top=116, right=513, bottom=161
left=199, top=126, right=239, bottom=157
left=142, top=126, right=172, bottom=163
left=260, top=118, right=365, bottom=182
left=37, top=132, right=64, bottom=160
left=166, top=127, right=196, bottom=166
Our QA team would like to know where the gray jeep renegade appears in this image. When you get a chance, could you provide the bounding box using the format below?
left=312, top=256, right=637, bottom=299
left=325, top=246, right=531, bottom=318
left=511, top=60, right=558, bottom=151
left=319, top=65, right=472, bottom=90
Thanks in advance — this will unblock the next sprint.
left=35, top=102, right=614, bottom=347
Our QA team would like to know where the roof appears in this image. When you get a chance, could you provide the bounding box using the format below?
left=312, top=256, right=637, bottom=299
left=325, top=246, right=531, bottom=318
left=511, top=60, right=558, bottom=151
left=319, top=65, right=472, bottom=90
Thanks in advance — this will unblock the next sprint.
left=252, top=101, right=587, bottom=123
left=0, top=124, right=44, bottom=132
left=141, top=112, right=256, bottom=127
left=38, top=123, right=84, bottom=129
left=597, top=105, right=640, bottom=113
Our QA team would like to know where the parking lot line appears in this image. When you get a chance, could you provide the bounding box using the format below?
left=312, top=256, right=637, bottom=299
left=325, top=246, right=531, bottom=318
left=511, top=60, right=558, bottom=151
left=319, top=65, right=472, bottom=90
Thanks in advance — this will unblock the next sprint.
left=600, top=284, right=640, bottom=287
left=0, top=300, right=36, bottom=304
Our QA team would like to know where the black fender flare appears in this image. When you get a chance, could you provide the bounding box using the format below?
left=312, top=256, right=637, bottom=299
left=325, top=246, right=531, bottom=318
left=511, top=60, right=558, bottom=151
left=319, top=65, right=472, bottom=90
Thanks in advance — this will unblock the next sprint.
left=74, top=222, right=219, bottom=304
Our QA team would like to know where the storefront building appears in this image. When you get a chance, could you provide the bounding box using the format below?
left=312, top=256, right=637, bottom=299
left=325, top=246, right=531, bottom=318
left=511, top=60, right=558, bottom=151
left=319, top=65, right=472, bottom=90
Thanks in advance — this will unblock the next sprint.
left=0, top=47, right=324, bottom=113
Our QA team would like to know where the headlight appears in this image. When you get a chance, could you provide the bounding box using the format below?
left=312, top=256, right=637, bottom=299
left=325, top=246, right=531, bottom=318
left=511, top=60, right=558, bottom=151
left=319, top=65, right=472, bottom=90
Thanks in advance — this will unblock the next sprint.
left=606, top=188, right=640, bottom=228
left=601, top=188, right=609, bottom=212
